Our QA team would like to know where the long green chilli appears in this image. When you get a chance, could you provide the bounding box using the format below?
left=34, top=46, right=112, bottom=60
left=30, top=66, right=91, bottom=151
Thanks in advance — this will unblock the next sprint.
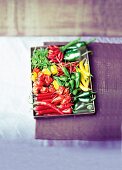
left=62, top=67, right=70, bottom=77
left=60, top=38, right=80, bottom=52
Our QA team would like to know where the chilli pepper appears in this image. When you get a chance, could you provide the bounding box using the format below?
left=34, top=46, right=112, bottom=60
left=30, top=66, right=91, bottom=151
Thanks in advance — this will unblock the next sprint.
left=81, top=76, right=89, bottom=88
left=40, top=86, right=49, bottom=93
left=42, top=68, right=51, bottom=76
left=77, top=95, right=96, bottom=103
left=62, top=108, right=72, bottom=114
left=44, top=75, right=53, bottom=86
left=32, top=86, right=40, bottom=94
left=48, top=46, right=64, bottom=63
left=58, top=103, right=73, bottom=109
left=75, top=42, right=87, bottom=48
left=34, top=101, right=64, bottom=115
left=64, top=50, right=81, bottom=62
left=38, top=73, right=45, bottom=82
left=75, top=72, right=81, bottom=88
left=65, top=48, right=78, bottom=54
left=34, top=105, right=48, bottom=110
left=73, top=103, right=95, bottom=114
left=84, top=60, right=89, bottom=73
left=50, top=64, right=58, bottom=75
left=87, top=104, right=94, bottom=110
left=55, top=86, right=65, bottom=95
left=34, top=105, right=47, bottom=111
left=35, top=109, right=61, bottom=116
left=63, top=88, right=70, bottom=94
left=61, top=95, right=72, bottom=105
left=41, top=99, right=52, bottom=103
left=71, top=73, right=76, bottom=80
left=34, top=92, right=54, bottom=97
left=53, top=80, right=60, bottom=90
left=35, top=111, right=44, bottom=116
left=75, top=91, right=96, bottom=99
left=66, top=38, right=96, bottom=50
left=52, top=95, right=64, bottom=105
left=59, top=76, right=68, bottom=81
left=48, top=85, right=56, bottom=93
left=60, top=38, right=80, bottom=52
left=69, top=79, right=75, bottom=90
left=33, top=68, right=40, bottom=73
left=66, top=42, right=87, bottom=50
left=57, top=67, right=64, bottom=76
left=31, top=72, right=38, bottom=82
left=79, top=83, right=91, bottom=91
left=37, top=80, right=44, bottom=87
left=65, top=82, right=69, bottom=87
left=53, top=76, right=63, bottom=86
left=72, top=89, right=78, bottom=96
left=34, top=96, right=53, bottom=101
left=35, top=110, right=57, bottom=116
left=62, top=67, right=70, bottom=77
left=73, top=109, right=88, bottom=114
left=34, top=93, right=56, bottom=100
left=33, top=93, right=57, bottom=100
left=64, top=47, right=92, bottom=62
left=73, top=102, right=86, bottom=111
left=79, top=59, right=91, bottom=77
left=65, top=46, right=78, bottom=51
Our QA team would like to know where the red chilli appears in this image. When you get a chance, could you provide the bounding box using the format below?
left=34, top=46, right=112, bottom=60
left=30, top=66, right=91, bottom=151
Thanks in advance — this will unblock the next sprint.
left=48, top=45, right=64, bottom=63
left=34, top=101, right=64, bottom=115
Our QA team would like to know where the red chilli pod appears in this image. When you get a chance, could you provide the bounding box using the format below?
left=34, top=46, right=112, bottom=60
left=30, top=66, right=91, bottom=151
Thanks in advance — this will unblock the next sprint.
left=48, top=45, right=64, bottom=63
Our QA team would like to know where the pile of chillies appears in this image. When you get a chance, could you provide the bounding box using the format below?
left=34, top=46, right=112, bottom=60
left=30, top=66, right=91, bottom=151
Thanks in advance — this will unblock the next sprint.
left=31, top=38, right=96, bottom=116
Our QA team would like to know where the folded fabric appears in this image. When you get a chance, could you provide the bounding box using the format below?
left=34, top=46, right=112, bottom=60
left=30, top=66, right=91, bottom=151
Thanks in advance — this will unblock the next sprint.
left=35, top=42, right=122, bottom=140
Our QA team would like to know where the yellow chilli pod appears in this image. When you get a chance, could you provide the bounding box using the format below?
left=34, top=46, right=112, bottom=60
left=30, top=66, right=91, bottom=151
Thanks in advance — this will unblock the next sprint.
left=42, top=68, right=51, bottom=76
left=51, top=65, right=58, bottom=75
left=31, top=72, right=38, bottom=82
left=52, top=80, right=60, bottom=90
left=81, top=76, right=89, bottom=88
left=79, top=83, right=91, bottom=92
left=79, top=59, right=90, bottom=77
left=84, top=60, right=90, bottom=73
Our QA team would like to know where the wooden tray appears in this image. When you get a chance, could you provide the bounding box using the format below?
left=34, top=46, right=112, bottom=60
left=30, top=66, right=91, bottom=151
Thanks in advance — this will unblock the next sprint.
left=31, top=43, right=95, bottom=119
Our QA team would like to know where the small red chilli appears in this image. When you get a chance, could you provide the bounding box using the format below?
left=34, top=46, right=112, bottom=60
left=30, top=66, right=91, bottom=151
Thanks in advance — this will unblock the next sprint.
left=48, top=45, right=64, bottom=63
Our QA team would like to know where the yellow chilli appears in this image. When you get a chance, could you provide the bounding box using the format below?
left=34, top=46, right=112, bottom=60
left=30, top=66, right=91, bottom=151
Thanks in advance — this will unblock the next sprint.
left=81, top=76, right=89, bottom=88
left=51, top=65, right=58, bottom=75
left=79, top=59, right=90, bottom=77
left=42, top=68, right=51, bottom=76
left=84, top=60, right=89, bottom=73
left=31, top=72, right=38, bottom=82
left=79, top=83, right=91, bottom=91
left=52, top=80, right=59, bottom=90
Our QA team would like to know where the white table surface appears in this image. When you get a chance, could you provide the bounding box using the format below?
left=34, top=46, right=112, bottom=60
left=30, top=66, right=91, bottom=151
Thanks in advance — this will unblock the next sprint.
left=0, top=37, right=121, bottom=170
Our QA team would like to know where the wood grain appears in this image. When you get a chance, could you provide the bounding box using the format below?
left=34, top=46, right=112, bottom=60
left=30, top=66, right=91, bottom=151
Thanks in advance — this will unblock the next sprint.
left=0, top=0, right=121, bottom=36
